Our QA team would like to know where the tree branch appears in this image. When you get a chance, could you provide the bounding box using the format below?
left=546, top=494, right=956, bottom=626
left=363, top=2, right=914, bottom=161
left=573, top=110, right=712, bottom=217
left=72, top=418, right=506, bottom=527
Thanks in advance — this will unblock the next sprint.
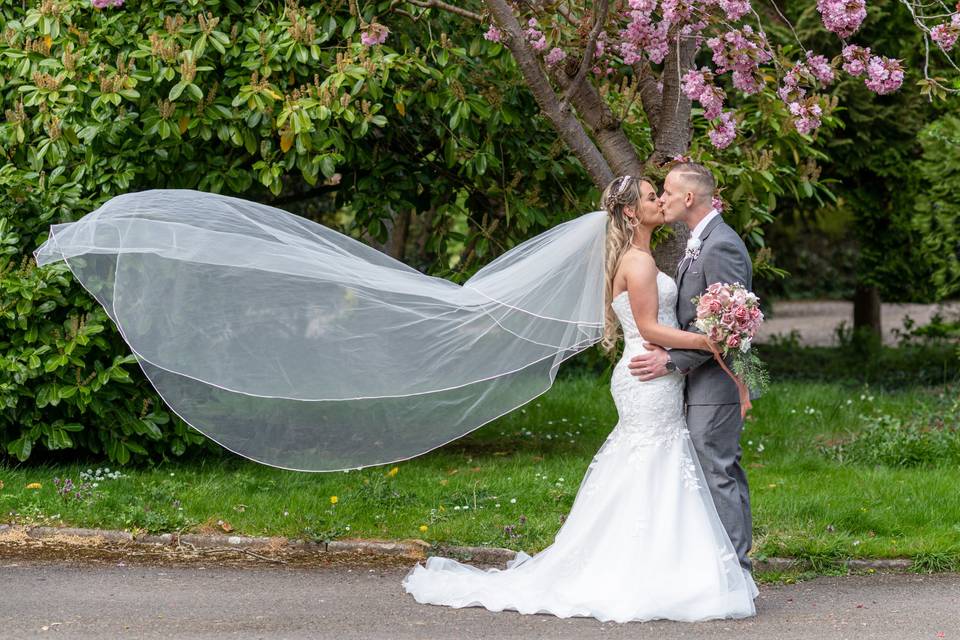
left=483, top=0, right=613, bottom=188
left=650, top=32, right=697, bottom=164
left=633, top=60, right=662, bottom=141
left=406, top=0, right=484, bottom=22
left=560, top=0, right=608, bottom=110
left=550, top=66, right=645, bottom=177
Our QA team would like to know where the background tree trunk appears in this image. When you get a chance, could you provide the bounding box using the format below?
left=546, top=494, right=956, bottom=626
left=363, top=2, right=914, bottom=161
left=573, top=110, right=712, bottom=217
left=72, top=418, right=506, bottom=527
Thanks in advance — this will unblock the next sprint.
left=853, top=283, right=882, bottom=339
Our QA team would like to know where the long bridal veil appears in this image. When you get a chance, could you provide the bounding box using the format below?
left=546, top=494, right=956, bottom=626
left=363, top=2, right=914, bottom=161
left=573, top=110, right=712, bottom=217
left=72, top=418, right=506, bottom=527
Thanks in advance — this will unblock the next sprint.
left=34, top=190, right=608, bottom=471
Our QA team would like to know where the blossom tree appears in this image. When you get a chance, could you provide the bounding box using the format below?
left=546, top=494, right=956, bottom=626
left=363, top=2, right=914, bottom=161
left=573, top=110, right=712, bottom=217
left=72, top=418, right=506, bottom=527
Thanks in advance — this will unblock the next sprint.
left=371, top=0, right=958, bottom=264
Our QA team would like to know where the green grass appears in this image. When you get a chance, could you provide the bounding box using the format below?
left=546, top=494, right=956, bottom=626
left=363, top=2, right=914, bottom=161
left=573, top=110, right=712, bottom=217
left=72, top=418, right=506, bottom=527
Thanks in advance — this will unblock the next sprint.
left=2, top=377, right=959, bottom=571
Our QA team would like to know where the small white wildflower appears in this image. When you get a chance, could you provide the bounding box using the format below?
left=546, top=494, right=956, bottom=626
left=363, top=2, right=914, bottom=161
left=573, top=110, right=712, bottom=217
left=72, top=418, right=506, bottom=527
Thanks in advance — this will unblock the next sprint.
left=757, top=443, right=765, bottom=453
left=495, top=503, right=501, bottom=508
left=454, top=506, right=461, bottom=510
left=510, top=498, right=517, bottom=504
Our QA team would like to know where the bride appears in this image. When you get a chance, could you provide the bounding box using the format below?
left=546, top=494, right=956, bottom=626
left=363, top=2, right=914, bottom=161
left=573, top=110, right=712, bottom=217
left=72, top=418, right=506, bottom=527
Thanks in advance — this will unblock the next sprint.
left=402, top=175, right=759, bottom=623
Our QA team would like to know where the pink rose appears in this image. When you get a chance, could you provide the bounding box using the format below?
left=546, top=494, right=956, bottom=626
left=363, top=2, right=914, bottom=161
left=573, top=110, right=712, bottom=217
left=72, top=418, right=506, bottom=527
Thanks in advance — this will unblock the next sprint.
left=734, top=306, right=750, bottom=322
left=708, top=299, right=723, bottom=314
left=709, top=325, right=725, bottom=342
left=726, top=334, right=741, bottom=349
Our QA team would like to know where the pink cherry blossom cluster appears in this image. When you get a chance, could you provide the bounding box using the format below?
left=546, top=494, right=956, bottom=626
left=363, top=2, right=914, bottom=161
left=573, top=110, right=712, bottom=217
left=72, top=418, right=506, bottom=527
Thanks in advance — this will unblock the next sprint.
left=619, top=2, right=670, bottom=65
left=816, top=0, right=866, bottom=39
left=930, top=14, right=960, bottom=51
left=683, top=68, right=726, bottom=119
left=774, top=52, right=836, bottom=135
left=842, top=45, right=904, bottom=94
left=789, top=100, right=824, bottom=135
left=484, top=25, right=503, bottom=43
left=545, top=47, right=567, bottom=66
left=708, top=111, right=737, bottom=149
left=524, top=18, right=548, bottom=52
left=693, top=282, right=764, bottom=354
left=91, top=0, right=124, bottom=7
left=360, top=22, right=390, bottom=46
left=706, top=26, right=772, bottom=95
left=718, top=0, right=751, bottom=22
left=863, top=55, right=904, bottom=94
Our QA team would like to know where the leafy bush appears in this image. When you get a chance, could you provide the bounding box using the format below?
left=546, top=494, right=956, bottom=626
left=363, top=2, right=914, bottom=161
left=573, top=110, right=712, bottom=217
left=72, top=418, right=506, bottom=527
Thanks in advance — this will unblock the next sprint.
left=0, top=0, right=582, bottom=464
left=0, top=181, right=215, bottom=464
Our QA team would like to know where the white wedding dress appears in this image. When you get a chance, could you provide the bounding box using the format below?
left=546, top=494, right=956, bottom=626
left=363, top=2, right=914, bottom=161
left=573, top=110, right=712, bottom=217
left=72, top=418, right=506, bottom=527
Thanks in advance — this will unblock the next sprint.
left=402, top=271, right=758, bottom=623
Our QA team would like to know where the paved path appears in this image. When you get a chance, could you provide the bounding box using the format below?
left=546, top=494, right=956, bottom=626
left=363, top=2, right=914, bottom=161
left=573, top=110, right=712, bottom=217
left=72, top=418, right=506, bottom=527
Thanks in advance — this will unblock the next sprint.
left=756, top=300, right=960, bottom=347
left=2, top=556, right=958, bottom=639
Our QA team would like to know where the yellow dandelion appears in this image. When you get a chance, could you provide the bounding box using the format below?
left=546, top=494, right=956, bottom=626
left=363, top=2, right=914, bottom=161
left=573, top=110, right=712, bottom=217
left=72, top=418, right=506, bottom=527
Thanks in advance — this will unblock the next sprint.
left=26, top=482, right=42, bottom=489
left=386, top=467, right=399, bottom=477
left=419, top=525, right=428, bottom=533
left=329, top=495, right=338, bottom=505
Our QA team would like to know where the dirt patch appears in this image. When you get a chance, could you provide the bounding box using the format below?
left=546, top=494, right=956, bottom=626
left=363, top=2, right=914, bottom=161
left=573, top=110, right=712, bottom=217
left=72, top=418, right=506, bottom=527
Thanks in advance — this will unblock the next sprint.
left=0, top=535, right=416, bottom=570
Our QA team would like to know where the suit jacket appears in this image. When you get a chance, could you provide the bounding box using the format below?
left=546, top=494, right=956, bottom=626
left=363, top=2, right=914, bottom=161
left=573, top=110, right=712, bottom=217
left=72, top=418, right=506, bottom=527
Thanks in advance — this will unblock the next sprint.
left=668, top=215, right=753, bottom=406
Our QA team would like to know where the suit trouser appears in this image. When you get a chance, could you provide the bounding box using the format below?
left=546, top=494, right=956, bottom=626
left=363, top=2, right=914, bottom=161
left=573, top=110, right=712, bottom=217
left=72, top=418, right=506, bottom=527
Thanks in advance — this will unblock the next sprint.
left=685, top=403, right=753, bottom=572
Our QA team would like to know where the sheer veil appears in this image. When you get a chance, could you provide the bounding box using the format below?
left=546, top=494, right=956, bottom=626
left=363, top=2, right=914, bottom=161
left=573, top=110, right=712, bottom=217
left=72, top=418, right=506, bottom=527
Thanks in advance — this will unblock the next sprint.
left=34, top=189, right=608, bottom=471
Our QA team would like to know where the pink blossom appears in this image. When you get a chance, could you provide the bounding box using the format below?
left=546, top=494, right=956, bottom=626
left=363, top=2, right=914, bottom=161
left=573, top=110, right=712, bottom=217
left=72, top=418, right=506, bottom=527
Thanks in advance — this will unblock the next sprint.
left=360, top=22, right=390, bottom=47
left=708, top=27, right=773, bottom=76
left=789, top=100, right=823, bottom=135
left=619, top=6, right=671, bottom=65
left=708, top=111, right=737, bottom=149
left=864, top=56, right=904, bottom=94
left=91, top=0, right=124, bottom=7
left=805, top=53, right=835, bottom=85
left=484, top=25, right=503, bottom=43
left=524, top=19, right=547, bottom=51
left=726, top=333, right=741, bottom=349
left=817, top=0, right=866, bottom=38
left=842, top=45, right=871, bottom=77
left=712, top=196, right=724, bottom=213
left=545, top=47, right=567, bottom=66
left=931, top=23, right=958, bottom=51
left=719, top=0, right=751, bottom=21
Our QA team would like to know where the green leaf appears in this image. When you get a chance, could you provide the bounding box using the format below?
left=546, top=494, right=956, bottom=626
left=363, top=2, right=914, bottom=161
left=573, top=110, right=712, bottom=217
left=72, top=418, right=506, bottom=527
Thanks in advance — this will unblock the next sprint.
left=169, top=81, right=188, bottom=101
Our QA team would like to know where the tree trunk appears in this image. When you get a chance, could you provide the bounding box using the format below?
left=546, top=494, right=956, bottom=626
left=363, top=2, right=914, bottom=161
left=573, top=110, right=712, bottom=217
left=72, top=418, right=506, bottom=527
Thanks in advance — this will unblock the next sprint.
left=853, top=283, right=882, bottom=339
left=484, top=0, right=614, bottom=188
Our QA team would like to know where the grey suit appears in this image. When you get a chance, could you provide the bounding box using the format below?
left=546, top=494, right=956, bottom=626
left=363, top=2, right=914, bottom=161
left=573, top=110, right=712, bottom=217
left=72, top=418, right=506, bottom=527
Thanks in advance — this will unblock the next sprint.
left=668, top=215, right=753, bottom=572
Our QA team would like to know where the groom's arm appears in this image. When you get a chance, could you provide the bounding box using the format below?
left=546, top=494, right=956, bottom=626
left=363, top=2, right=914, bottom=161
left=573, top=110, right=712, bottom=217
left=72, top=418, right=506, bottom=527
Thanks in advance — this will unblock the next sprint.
left=668, top=239, right=752, bottom=373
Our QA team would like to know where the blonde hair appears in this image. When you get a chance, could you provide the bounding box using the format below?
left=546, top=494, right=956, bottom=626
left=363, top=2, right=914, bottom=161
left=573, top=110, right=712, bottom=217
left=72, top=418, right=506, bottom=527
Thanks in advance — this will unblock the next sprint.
left=601, top=175, right=656, bottom=355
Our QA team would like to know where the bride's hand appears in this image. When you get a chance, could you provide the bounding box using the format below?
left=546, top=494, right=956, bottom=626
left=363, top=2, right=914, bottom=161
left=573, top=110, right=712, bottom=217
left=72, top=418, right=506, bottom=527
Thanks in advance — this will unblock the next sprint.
left=701, top=334, right=714, bottom=353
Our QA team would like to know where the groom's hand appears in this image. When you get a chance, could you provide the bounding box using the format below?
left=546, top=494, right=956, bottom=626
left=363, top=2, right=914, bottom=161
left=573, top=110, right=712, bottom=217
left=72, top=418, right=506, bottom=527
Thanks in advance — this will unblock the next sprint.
left=629, top=344, right=670, bottom=381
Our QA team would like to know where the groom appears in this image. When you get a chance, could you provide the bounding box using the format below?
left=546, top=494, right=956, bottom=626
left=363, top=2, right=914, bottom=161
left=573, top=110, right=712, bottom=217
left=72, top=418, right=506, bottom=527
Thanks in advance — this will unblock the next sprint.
left=628, top=162, right=754, bottom=574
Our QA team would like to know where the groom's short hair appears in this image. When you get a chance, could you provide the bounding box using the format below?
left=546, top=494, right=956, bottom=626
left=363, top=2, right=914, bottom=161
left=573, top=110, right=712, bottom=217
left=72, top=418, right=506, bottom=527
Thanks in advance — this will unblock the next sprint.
left=669, top=162, right=716, bottom=197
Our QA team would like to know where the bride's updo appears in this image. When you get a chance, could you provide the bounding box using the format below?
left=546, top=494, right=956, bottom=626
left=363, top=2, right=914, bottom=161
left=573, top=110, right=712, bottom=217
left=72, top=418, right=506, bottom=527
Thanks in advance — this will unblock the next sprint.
left=601, top=174, right=656, bottom=355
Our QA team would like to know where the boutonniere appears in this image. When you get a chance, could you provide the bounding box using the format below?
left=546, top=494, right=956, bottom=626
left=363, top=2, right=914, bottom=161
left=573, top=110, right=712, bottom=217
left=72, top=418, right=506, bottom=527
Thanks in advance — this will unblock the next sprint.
left=685, top=237, right=702, bottom=261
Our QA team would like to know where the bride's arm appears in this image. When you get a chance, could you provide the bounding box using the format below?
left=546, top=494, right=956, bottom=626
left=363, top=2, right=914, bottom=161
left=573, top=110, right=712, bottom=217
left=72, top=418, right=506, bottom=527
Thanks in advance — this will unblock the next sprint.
left=626, top=254, right=711, bottom=351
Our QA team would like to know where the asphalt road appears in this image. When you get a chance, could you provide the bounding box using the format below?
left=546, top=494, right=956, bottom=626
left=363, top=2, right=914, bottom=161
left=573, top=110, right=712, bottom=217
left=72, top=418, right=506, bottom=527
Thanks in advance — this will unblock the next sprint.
left=2, top=558, right=958, bottom=640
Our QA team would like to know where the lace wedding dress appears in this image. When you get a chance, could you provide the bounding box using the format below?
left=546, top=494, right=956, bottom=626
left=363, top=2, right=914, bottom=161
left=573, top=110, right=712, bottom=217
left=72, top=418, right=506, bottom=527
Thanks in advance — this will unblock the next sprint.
left=402, top=271, right=758, bottom=623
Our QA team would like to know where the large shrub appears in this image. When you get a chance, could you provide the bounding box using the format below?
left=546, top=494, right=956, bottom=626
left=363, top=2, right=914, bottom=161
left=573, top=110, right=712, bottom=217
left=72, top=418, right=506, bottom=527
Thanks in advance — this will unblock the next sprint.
left=0, top=0, right=593, bottom=463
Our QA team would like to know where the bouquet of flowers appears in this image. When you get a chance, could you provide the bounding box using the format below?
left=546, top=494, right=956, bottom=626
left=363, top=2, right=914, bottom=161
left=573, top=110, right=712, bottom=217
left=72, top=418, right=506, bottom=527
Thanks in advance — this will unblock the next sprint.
left=693, top=282, right=769, bottom=395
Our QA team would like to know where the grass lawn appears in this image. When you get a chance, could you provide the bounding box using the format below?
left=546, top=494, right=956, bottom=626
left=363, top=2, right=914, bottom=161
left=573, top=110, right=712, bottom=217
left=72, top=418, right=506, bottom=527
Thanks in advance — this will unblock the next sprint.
left=2, top=376, right=959, bottom=572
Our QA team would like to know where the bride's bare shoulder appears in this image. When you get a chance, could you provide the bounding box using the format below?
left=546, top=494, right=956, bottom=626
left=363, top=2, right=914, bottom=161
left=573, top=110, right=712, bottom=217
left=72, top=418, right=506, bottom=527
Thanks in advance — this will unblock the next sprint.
left=617, top=250, right=658, bottom=286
